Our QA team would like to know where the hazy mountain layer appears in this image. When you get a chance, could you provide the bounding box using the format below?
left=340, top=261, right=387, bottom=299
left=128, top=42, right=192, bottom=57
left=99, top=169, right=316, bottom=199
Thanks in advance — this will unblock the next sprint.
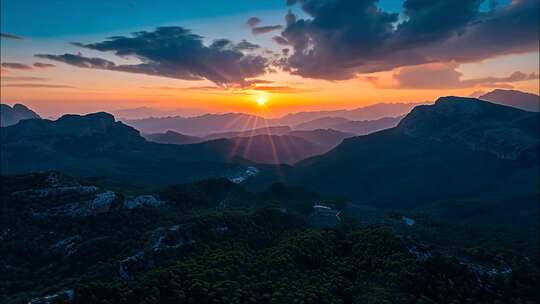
left=479, top=89, right=539, bottom=112
left=0, top=103, right=40, bottom=127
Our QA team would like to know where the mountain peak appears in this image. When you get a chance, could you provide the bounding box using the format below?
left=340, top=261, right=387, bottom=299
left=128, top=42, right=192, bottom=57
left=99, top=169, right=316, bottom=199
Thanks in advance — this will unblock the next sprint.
left=479, top=89, right=539, bottom=112
left=58, top=112, right=115, bottom=124
left=397, top=97, right=538, bottom=159
left=0, top=103, right=41, bottom=127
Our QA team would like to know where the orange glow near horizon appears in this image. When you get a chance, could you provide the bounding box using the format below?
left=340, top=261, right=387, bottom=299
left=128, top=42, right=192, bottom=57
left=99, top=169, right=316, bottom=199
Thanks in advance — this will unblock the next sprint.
left=1, top=52, right=539, bottom=119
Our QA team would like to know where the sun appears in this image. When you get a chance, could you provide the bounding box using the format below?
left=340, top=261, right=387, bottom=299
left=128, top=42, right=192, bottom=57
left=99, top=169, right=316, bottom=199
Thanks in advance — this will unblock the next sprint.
left=256, top=95, right=268, bottom=107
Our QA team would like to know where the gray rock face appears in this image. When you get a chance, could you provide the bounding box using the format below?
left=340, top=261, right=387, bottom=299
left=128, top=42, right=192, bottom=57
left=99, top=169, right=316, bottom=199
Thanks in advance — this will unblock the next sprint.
left=12, top=172, right=99, bottom=198
left=32, top=191, right=117, bottom=218
left=124, top=195, right=165, bottom=209
left=119, top=250, right=146, bottom=280
left=27, top=289, right=74, bottom=304
left=53, top=235, right=82, bottom=256
left=229, top=166, right=259, bottom=184
left=308, top=204, right=341, bottom=227
left=12, top=186, right=98, bottom=199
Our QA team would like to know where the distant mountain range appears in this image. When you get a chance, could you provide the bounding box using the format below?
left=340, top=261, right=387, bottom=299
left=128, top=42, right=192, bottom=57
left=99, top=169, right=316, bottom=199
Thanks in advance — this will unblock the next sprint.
left=279, top=96, right=539, bottom=208
left=145, top=128, right=353, bottom=164
left=143, top=130, right=203, bottom=145
left=203, top=126, right=292, bottom=140
left=125, top=113, right=270, bottom=136
left=479, top=89, right=539, bottom=112
left=122, top=91, right=538, bottom=137
left=125, top=102, right=420, bottom=135
left=2, top=89, right=538, bottom=193
left=276, top=102, right=421, bottom=125
left=293, top=116, right=403, bottom=135
left=0, top=103, right=40, bottom=127
left=112, top=106, right=207, bottom=120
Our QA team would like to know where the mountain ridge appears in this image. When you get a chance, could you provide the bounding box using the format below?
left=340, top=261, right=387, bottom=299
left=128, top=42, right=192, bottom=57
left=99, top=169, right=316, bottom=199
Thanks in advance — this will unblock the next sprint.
left=284, top=97, right=539, bottom=208
left=0, top=103, right=41, bottom=127
left=479, top=89, right=539, bottom=112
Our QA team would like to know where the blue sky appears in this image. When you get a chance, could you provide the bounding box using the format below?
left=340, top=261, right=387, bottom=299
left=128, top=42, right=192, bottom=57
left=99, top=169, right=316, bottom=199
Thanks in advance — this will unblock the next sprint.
left=1, top=0, right=411, bottom=38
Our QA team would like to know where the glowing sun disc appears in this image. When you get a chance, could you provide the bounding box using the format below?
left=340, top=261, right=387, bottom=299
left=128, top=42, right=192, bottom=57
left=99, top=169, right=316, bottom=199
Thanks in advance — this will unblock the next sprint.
left=256, top=95, right=268, bottom=106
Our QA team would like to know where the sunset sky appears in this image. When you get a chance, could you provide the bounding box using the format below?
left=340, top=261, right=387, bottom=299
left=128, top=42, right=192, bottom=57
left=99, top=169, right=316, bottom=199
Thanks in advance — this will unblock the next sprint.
left=1, top=0, right=538, bottom=118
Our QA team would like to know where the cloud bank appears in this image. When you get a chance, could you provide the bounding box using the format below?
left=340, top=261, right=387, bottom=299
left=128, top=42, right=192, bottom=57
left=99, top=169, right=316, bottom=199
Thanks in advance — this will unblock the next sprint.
left=36, top=26, right=269, bottom=87
left=0, top=33, right=23, bottom=40
left=1, top=62, right=33, bottom=70
left=275, top=0, right=539, bottom=80
left=391, top=63, right=540, bottom=89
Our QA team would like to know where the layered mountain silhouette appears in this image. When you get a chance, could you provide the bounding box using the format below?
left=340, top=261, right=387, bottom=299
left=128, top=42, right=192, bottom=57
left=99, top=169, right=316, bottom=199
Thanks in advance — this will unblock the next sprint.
left=0, top=103, right=40, bottom=127
left=277, top=102, right=421, bottom=125
left=203, top=126, right=292, bottom=140
left=227, top=135, right=321, bottom=164
left=287, top=129, right=353, bottom=149
left=125, top=102, right=420, bottom=135
left=284, top=97, right=539, bottom=208
left=112, top=106, right=206, bottom=120
left=126, top=113, right=270, bottom=135
left=143, top=131, right=202, bottom=145
left=479, top=89, right=539, bottom=112
left=294, top=116, right=402, bottom=135
left=145, top=128, right=353, bottom=164
left=2, top=95, right=538, bottom=201
left=0, top=113, right=252, bottom=186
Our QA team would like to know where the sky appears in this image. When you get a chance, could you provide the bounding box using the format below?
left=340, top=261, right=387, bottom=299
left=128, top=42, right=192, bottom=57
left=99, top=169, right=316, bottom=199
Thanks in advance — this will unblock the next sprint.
left=1, top=0, right=538, bottom=118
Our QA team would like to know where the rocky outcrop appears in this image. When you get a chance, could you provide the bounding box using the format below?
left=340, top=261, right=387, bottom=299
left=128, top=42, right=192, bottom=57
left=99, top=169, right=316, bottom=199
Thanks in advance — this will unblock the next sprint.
left=229, top=166, right=259, bottom=184
left=32, top=190, right=117, bottom=218
left=27, top=289, right=74, bottom=304
left=124, top=195, right=165, bottom=209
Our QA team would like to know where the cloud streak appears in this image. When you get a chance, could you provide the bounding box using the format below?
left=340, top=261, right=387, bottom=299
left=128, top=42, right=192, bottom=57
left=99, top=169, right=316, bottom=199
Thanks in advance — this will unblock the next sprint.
left=1, top=83, right=75, bottom=89
left=1, top=62, right=33, bottom=70
left=246, top=17, right=261, bottom=27
left=0, top=33, right=23, bottom=40
left=0, top=76, right=49, bottom=82
left=365, top=63, right=540, bottom=90
left=33, top=62, right=56, bottom=68
left=252, top=25, right=283, bottom=35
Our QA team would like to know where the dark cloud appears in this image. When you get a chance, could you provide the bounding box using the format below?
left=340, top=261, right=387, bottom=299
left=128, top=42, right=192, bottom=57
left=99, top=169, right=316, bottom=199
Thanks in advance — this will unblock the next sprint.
left=396, top=0, right=484, bottom=45
left=272, top=36, right=289, bottom=46
left=1, top=76, right=49, bottom=82
left=247, top=17, right=283, bottom=35
left=249, top=85, right=315, bottom=93
left=140, top=85, right=221, bottom=91
left=252, top=25, right=283, bottom=35
left=235, top=40, right=261, bottom=50
left=0, top=33, right=23, bottom=40
left=36, top=26, right=269, bottom=86
left=35, top=54, right=116, bottom=69
left=277, top=0, right=539, bottom=80
left=247, top=17, right=262, bottom=27
left=391, top=63, right=540, bottom=89
left=1, top=62, right=33, bottom=70
left=1, top=83, right=75, bottom=89
left=33, top=62, right=56, bottom=68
